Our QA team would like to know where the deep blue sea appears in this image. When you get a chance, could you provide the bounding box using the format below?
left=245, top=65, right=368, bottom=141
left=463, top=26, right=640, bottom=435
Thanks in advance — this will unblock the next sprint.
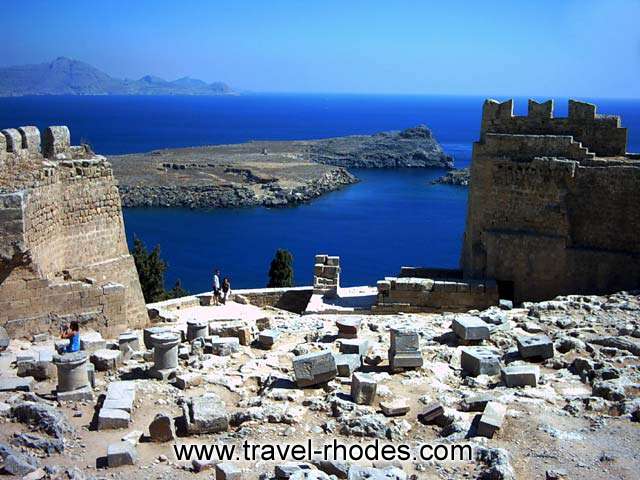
left=1, top=94, right=639, bottom=292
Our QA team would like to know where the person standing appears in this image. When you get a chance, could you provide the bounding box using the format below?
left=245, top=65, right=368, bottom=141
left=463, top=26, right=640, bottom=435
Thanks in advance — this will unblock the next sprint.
left=221, top=277, right=231, bottom=305
left=212, top=269, right=221, bottom=305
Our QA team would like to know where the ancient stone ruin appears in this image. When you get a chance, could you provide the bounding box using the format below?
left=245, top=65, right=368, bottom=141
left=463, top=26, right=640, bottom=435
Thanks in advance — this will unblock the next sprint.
left=462, top=99, right=640, bottom=303
left=0, top=104, right=638, bottom=479
left=313, top=254, right=340, bottom=297
left=374, top=99, right=640, bottom=312
left=0, top=125, right=147, bottom=338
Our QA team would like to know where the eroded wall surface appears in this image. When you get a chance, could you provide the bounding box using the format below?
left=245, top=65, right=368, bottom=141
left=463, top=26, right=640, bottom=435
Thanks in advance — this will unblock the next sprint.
left=0, top=125, right=147, bottom=338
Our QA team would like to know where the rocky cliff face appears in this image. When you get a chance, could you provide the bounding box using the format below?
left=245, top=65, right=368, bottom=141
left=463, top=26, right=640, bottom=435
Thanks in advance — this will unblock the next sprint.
left=309, top=125, right=453, bottom=168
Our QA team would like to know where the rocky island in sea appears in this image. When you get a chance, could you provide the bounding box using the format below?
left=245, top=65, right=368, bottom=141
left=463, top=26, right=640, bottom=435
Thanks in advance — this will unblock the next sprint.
left=109, top=125, right=452, bottom=208
left=432, top=167, right=470, bottom=186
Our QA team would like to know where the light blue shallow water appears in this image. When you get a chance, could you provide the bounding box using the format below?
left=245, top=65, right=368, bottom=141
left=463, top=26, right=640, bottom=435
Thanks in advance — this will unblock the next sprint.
left=1, top=94, right=638, bottom=292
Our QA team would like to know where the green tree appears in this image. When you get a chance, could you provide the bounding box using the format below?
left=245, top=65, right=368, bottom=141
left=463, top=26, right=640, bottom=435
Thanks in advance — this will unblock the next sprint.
left=132, top=235, right=169, bottom=303
left=267, top=249, right=294, bottom=288
left=168, top=279, right=190, bottom=299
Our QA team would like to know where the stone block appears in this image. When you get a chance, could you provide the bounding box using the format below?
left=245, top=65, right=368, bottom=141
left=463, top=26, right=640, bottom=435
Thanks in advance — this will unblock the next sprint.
left=460, top=393, right=495, bottom=412
left=149, top=412, right=175, bottom=442
left=98, top=408, right=131, bottom=430
left=517, top=335, right=554, bottom=359
left=476, top=401, right=507, bottom=438
left=351, top=372, right=376, bottom=405
left=207, top=336, right=241, bottom=356
left=390, top=328, right=419, bottom=352
left=460, top=347, right=501, bottom=376
left=339, top=339, right=370, bottom=356
left=256, top=317, right=271, bottom=331
left=502, top=365, right=539, bottom=387
left=451, top=315, right=490, bottom=341
left=184, top=394, right=229, bottom=434
left=118, top=332, right=140, bottom=354
left=90, top=349, right=121, bottom=371
left=209, top=322, right=253, bottom=346
left=258, top=329, right=280, bottom=349
left=388, top=351, right=423, bottom=371
left=175, top=372, right=202, bottom=390
left=107, top=381, right=136, bottom=402
left=418, top=402, right=444, bottom=424
left=292, top=350, right=337, bottom=387
left=102, top=396, right=134, bottom=413
left=107, top=442, right=138, bottom=467
left=0, top=376, right=33, bottom=392
left=17, top=359, right=54, bottom=381
left=334, top=354, right=361, bottom=377
left=380, top=399, right=410, bottom=417
left=192, top=458, right=216, bottom=472
left=80, top=331, right=106, bottom=353
left=215, top=462, right=242, bottom=480
left=314, top=254, right=328, bottom=264
left=57, top=385, right=93, bottom=402
left=326, top=256, right=340, bottom=266
left=336, top=318, right=361, bottom=338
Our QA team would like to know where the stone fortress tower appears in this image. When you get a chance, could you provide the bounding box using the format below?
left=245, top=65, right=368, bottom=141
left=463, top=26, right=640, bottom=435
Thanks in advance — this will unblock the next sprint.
left=461, top=99, right=640, bottom=303
left=0, top=125, right=147, bottom=338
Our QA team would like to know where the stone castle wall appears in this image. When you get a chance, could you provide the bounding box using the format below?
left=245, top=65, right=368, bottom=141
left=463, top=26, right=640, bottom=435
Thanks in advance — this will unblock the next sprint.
left=462, top=99, right=640, bottom=303
left=0, top=125, right=147, bottom=338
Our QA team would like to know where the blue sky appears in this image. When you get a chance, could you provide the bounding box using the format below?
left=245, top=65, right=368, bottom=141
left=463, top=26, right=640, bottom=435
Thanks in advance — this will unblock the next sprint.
left=3, top=0, right=639, bottom=98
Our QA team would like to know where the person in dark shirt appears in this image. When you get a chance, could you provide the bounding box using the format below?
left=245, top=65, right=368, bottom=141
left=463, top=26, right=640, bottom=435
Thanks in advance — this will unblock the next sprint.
left=221, top=277, right=231, bottom=305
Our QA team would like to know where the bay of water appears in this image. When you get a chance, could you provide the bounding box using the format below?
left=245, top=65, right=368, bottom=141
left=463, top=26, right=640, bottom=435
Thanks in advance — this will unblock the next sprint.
left=1, top=94, right=638, bottom=292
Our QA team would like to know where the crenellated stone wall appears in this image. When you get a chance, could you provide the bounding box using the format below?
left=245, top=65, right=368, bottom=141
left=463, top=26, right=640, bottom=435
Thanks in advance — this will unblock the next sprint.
left=462, top=99, right=640, bottom=303
left=0, top=125, right=148, bottom=338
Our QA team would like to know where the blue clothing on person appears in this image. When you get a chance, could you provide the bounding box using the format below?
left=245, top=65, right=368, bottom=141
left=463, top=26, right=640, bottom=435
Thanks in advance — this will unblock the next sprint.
left=65, top=333, right=81, bottom=353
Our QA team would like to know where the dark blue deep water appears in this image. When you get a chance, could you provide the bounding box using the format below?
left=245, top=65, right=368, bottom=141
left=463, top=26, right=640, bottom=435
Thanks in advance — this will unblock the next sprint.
left=1, top=94, right=639, bottom=292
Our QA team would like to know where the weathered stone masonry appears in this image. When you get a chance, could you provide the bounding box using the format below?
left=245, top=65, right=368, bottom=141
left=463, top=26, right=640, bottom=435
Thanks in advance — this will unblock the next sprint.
left=462, top=99, right=640, bottom=303
left=0, top=125, right=147, bottom=338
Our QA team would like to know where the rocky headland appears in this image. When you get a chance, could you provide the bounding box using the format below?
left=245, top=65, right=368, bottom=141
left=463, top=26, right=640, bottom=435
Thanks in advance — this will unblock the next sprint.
left=310, top=125, right=453, bottom=168
left=432, top=167, right=470, bottom=186
left=109, top=126, right=452, bottom=209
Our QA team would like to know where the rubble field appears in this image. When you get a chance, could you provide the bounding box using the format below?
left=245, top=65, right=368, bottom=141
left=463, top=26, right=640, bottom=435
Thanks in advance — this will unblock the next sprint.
left=0, top=291, right=639, bottom=479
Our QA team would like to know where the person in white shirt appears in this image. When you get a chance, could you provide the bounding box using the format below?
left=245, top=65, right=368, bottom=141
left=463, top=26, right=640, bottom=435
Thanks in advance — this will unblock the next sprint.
left=212, top=269, right=221, bottom=305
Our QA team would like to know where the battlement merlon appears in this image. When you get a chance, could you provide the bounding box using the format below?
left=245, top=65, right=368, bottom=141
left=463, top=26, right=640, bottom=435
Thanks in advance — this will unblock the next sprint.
left=1, top=125, right=96, bottom=161
left=0, top=125, right=113, bottom=192
left=480, top=99, right=627, bottom=157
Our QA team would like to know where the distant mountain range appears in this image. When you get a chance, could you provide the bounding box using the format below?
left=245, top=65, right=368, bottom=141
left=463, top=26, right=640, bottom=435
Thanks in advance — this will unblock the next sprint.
left=0, top=57, right=234, bottom=97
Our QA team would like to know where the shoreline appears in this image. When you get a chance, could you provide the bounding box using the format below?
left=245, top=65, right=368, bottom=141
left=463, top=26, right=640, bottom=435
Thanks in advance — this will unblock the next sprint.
left=110, top=126, right=453, bottom=209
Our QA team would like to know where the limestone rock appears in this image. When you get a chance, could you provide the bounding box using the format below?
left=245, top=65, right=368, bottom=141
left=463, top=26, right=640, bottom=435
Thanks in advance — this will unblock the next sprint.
left=149, top=413, right=175, bottom=442
left=183, top=394, right=229, bottom=434
left=293, top=350, right=337, bottom=387
left=107, top=442, right=138, bottom=467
